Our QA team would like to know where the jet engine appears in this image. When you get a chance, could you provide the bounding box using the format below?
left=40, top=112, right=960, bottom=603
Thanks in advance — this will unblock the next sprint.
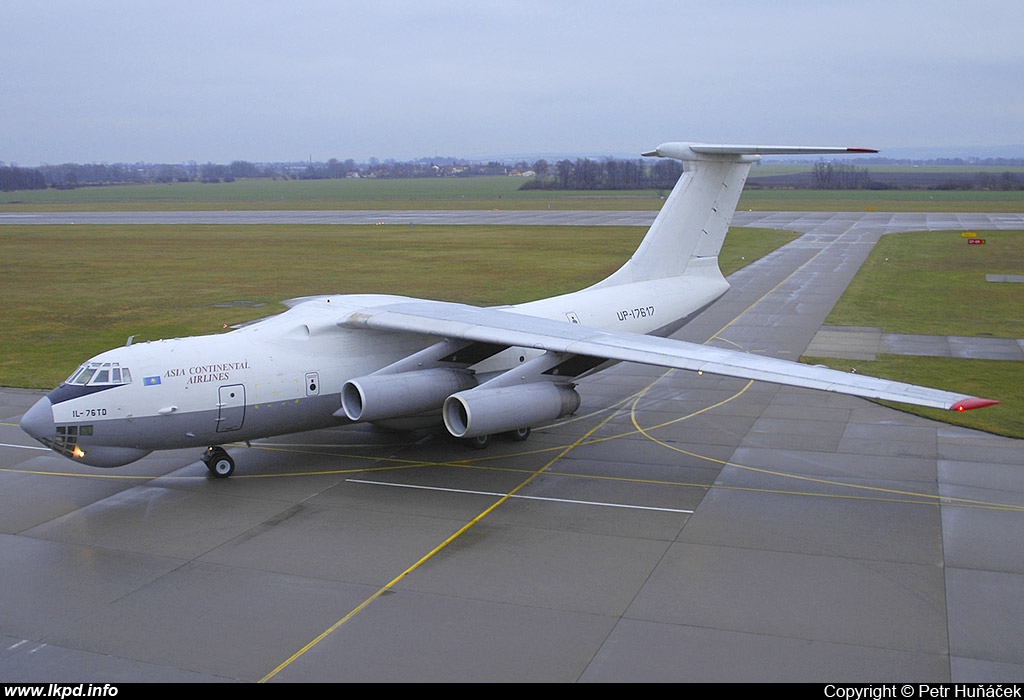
left=443, top=382, right=580, bottom=438
left=342, top=368, right=477, bottom=422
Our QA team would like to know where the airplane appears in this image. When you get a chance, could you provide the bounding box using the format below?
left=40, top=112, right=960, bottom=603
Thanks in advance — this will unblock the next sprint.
left=20, top=141, right=998, bottom=477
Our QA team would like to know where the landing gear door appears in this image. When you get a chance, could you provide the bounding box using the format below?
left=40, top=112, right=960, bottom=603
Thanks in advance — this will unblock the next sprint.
left=217, top=384, right=245, bottom=432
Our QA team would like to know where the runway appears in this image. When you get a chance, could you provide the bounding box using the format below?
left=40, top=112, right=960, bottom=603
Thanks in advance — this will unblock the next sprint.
left=4, top=209, right=1024, bottom=231
left=1, top=211, right=1022, bottom=681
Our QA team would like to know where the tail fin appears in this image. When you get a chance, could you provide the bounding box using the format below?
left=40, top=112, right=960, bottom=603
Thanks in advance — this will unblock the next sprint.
left=594, top=142, right=877, bottom=287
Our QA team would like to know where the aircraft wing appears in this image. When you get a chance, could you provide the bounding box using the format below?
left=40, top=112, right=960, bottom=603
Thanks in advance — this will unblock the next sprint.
left=340, top=301, right=997, bottom=412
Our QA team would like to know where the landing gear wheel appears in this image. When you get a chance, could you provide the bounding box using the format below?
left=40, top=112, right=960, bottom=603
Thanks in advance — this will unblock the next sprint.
left=508, top=427, right=531, bottom=442
left=210, top=454, right=235, bottom=478
left=466, top=434, right=491, bottom=450
left=203, top=447, right=235, bottom=478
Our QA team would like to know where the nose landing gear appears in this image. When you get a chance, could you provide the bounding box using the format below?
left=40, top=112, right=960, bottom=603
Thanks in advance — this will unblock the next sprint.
left=202, top=446, right=235, bottom=478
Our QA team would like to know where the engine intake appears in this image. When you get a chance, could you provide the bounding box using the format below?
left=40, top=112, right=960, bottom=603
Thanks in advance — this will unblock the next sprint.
left=342, top=369, right=477, bottom=422
left=443, top=383, right=580, bottom=438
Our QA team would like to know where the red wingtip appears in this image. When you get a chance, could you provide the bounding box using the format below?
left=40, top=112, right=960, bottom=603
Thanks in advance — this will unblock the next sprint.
left=950, top=398, right=1000, bottom=412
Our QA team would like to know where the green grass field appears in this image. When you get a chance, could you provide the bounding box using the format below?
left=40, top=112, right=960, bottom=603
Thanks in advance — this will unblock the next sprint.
left=801, top=229, right=1024, bottom=438
left=0, top=177, right=661, bottom=211
left=823, top=230, right=1024, bottom=337
left=3, top=176, right=1023, bottom=212
left=738, top=188, right=1024, bottom=212
left=0, top=224, right=794, bottom=388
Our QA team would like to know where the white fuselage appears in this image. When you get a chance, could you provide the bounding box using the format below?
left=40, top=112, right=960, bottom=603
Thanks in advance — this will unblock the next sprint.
left=23, top=266, right=729, bottom=468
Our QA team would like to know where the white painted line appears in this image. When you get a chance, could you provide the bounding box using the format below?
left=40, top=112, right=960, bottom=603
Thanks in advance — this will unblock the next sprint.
left=0, top=442, right=50, bottom=451
left=347, top=478, right=694, bottom=514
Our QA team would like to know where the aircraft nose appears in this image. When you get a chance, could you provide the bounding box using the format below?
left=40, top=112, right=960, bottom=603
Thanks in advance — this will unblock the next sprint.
left=20, top=396, right=55, bottom=445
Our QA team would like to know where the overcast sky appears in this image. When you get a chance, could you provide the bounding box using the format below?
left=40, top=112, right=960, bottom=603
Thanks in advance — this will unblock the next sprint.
left=3, top=1, right=1022, bottom=165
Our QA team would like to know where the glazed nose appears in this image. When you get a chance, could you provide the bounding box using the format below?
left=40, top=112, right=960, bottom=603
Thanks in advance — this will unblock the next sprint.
left=20, top=396, right=55, bottom=445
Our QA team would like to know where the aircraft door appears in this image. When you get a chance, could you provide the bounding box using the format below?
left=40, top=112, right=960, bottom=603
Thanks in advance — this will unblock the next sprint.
left=216, top=384, right=246, bottom=432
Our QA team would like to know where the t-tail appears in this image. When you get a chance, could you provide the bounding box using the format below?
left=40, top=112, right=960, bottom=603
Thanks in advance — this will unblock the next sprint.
left=593, top=142, right=878, bottom=288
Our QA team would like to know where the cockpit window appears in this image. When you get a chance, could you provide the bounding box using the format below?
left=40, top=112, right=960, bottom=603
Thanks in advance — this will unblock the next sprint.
left=70, top=366, right=96, bottom=385
left=66, top=362, right=133, bottom=386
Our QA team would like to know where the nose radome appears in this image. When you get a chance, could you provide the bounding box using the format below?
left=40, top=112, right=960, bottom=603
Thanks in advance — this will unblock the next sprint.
left=20, top=396, right=55, bottom=445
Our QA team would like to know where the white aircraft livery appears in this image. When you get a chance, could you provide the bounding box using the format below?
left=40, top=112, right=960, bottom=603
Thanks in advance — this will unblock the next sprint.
left=20, top=142, right=998, bottom=477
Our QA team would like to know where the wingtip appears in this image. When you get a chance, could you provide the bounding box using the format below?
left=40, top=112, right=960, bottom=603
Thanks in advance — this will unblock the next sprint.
left=846, top=147, right=879, bottom=153
left=950, top=397, right=1000, bottom=412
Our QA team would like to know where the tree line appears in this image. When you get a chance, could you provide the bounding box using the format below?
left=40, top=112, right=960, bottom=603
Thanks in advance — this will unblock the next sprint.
left=811, top=162, right=873, bottom=189
left=519, top=158, right=683, bottom=191
left=0, top=166, right=47, bottom=191
left=0, top=157, right=521, bottom=190
left=4, top=155, right=1024, bottom=192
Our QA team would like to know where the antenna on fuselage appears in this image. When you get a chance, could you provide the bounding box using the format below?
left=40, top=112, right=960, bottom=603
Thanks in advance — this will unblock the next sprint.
left=125, top=335, right=135, bottom=347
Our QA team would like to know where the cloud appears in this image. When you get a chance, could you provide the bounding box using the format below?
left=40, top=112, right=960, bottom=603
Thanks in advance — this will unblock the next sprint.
left=2, top=0, right=1022, bottom=164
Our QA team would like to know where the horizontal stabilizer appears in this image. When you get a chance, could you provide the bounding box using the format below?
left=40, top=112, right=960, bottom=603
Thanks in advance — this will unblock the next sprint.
left=643, top=142, right=878, bottom=160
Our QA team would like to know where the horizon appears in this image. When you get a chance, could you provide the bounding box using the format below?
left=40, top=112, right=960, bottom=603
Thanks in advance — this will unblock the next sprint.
left=7, top=144, right=1024, bottom=170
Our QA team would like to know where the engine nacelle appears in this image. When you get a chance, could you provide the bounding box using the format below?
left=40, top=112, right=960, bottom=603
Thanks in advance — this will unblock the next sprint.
left=443, top=383, right=581, bottom=438
left=342, top=369, right=477, bottom=422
